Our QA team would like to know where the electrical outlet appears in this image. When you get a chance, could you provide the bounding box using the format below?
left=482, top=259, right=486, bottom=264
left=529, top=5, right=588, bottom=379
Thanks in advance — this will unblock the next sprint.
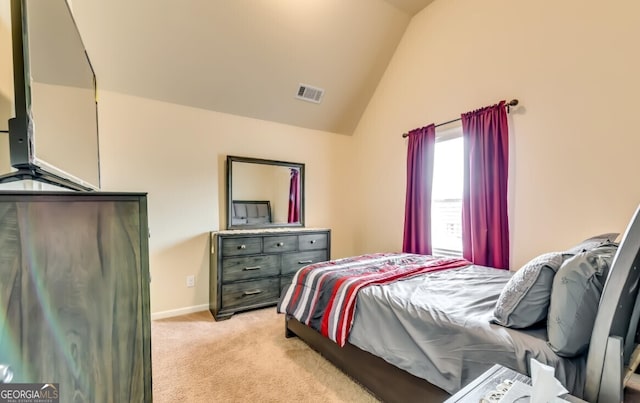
left=186, top=275, right=195, bottom=288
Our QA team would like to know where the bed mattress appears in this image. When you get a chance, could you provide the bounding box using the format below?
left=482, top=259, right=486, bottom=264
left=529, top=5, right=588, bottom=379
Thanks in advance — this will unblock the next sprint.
left=347, top=264, right=586, bottom=396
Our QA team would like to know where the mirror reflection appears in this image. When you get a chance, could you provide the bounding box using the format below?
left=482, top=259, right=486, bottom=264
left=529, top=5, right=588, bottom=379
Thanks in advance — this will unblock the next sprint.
left=227, top=156, right=304, bottom=229
left=27, top=0, right=100, bottom=188
left=0, top=0, right=100, bottom=189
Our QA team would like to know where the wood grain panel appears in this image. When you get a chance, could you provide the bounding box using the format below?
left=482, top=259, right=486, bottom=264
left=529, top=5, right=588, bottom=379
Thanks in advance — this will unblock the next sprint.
left=221, top=237, right=262, bottom=256
left=282, top=250, right=328, bottom=276
left=280, top=275, right=295, bottom=296
left=263, top=235, right=297, bottom=253
left=222, top=254, right=280, bottom=283
left=0, top=194, right=151, bottom=403
left=221, top=278, right=280, bottom=309
left=0, top=203, right=23, bottom=382
left=298, top=233, right=328, bottom=251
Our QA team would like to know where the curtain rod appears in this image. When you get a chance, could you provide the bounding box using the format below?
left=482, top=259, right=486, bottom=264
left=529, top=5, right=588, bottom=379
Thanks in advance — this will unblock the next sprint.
left=401, top=99, right=519, bottom=138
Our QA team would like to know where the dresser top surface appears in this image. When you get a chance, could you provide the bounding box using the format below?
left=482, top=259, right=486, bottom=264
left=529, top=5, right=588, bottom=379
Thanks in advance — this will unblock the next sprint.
left=213, top=227, right=329, bottom=236
left=0, top=190, right=147, bottom=201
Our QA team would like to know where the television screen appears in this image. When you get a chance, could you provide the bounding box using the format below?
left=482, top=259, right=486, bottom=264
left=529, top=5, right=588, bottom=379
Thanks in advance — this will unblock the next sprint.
left=1, top=0, right=99, bottom=190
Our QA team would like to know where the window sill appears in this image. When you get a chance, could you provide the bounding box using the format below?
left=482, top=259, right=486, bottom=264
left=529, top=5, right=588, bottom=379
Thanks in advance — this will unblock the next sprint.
left=432, top=248, right=462, bottom=258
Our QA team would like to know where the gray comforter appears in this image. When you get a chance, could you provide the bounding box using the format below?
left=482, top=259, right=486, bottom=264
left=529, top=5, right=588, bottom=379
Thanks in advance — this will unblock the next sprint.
left=347, top=265, right=586, bottom=396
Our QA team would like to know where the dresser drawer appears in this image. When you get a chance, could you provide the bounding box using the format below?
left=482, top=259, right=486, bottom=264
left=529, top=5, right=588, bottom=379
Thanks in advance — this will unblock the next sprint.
left=299, top=233, right=328, bottom=251
left=221, top=237, right=262, bottom=256
left=221, top=278, right=280, bottom=309
left=282, top=250, right=328, bottom=276
left=221, top=255, right=280, bottom=283
left=280, top=274, right=295, bottom=296
left=263, top=235, right=297, bottom=253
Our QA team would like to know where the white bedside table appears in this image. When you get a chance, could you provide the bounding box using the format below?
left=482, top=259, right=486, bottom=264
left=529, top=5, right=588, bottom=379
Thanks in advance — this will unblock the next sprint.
left=444, top=364, right=587, bottom=403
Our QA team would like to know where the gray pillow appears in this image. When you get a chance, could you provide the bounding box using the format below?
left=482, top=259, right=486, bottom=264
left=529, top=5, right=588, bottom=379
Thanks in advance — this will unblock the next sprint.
left=493, top=252, right=565, bottom=328
left=547, top=244, right=618, bottom=357
left=565, top=233, right=619, bottom=255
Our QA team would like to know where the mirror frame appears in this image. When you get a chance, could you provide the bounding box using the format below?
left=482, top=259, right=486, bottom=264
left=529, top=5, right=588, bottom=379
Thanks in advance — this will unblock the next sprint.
left=226, top=155, right=305, bottom=230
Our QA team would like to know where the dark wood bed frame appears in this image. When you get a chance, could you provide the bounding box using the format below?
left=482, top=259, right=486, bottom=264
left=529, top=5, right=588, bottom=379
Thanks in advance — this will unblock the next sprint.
left=285, top=315, right=450, bottom=402
left=283, top=204, right=640, bottom=402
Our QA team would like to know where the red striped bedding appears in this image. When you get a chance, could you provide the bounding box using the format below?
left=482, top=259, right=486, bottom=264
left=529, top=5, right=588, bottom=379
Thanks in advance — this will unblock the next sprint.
left=277, top=252, right=470, bottom=346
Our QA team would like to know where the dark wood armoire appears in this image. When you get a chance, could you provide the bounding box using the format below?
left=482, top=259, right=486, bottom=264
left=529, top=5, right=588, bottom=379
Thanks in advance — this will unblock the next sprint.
left=0, top=191, right=152, bottom=402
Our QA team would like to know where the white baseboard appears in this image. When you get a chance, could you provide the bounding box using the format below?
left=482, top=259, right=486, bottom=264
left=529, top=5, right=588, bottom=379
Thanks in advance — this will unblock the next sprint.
left=151, top=304, right=209, bottom=320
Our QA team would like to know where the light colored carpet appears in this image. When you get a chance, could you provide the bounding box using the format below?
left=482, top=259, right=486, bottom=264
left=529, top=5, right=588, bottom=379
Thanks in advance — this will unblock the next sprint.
left=151, top=307, right=379, bottom=403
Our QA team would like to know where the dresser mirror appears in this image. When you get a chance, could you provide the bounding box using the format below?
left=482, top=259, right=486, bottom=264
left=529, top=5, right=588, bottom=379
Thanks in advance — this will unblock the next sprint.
left=226, top=155, right=304, bottom=229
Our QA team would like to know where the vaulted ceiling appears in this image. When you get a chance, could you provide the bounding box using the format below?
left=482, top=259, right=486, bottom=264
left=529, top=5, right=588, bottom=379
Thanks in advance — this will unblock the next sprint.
left=70, top=0, right=435, bottom=135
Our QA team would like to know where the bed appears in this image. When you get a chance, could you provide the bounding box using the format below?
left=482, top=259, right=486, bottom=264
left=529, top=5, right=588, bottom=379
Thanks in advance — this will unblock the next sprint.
left=230, top=200, right=271, bottom=225
left=278, top=206, right=640, bottom=403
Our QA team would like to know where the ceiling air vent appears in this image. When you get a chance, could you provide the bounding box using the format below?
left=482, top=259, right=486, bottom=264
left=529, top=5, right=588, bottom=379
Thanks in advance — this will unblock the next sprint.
left=296, top=84, right=324, bottom=104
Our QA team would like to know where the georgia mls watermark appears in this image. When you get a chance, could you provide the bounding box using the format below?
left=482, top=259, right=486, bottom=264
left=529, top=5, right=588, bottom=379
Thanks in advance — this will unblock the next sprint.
left=0, top=383, right=59, bottom=403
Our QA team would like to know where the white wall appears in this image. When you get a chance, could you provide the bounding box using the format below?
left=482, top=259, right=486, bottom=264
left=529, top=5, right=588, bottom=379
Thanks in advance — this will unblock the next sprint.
left=30, top=82, right=99, bottom=188
left=231, top=162, right=291, bottom=222
left=0, top=2, right=13, bottom=174
left=88, top=0, right=640, bottom=317
left=0, top=0, right=11, bottom=100
left=97, top=90, right=356, bottom=315
left=352, top=0, right=640, bottom=268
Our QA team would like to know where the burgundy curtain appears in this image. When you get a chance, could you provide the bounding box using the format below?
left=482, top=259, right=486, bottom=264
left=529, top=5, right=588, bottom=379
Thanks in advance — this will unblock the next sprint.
left=288, top=168, right=300, bottom=223
left=461, top=101, right=510, bottom=269
left=402, top=124, right=436, bottom=255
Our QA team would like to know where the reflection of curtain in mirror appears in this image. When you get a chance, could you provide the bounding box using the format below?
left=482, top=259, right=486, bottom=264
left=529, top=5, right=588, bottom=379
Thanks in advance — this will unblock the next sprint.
left=288, top=169, right=300, bottom=223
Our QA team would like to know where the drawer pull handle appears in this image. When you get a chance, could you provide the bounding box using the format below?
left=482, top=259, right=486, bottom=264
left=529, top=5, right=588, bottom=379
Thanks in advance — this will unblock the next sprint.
left=310, top=240, right=316, bottom=244
left=298, top=260, right=313, bottom=264
left=276, top=242, right=284, bottom=247
left=243, top=289, right=262, bottom=296
left=243, top=266, right=261, bottom=271
left=238, top=245, right=246, bottom=250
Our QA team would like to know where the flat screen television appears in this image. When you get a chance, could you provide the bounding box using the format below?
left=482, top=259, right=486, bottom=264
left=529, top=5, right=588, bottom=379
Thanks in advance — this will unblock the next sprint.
left=0, top=0, right=99, bottom=190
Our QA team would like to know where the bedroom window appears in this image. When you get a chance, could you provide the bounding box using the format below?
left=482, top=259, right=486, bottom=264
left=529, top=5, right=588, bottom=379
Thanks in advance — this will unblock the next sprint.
left=431, top=128, right=463, bottom=257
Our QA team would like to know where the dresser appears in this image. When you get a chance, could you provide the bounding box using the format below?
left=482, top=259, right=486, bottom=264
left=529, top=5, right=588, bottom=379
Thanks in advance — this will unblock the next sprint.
left=0, top=191, right=152, bottom=402
left=209, top=228, right=331, bottom=320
